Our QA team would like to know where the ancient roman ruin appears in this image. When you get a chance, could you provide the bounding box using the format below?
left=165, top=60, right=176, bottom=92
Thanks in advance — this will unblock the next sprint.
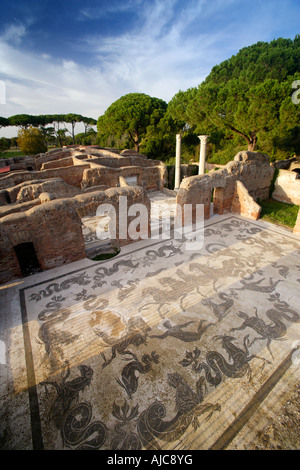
left=0, top=145, right=300, bottom=450
left=1, top=144, right=298, bottom=284
left=0, top=146, right=165, bottom=283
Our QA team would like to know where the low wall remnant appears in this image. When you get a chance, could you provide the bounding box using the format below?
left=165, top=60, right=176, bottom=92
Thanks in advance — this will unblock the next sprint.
left=176, top=151, right=274, bottom=221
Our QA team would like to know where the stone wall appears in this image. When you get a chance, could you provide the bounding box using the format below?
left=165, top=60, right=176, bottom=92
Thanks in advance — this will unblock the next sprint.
left=177, top=151, right=274, bottom=221
left=231, top=181, right=262, bottom=219
left=0, top=164, right=90, bottom=191
left=41, top=156, right=74, bottom=170
left=293, top=208, right=300, bottom=235
left=0, top=199, right=41, bottom=218
left=0, top=186, right=151, bottom=284
left=34, top=149, right=73, bottom=170
left=81, top=164, right=167, bottom=191
left=272, top=169, right=300, bottom=205
left=0, top=155, right=36, bottom=171
left=0, top=199, right=85, bottom=284
left=230, top=151, right=274, bottom=200
left=15, top=178, right=81, bottom=203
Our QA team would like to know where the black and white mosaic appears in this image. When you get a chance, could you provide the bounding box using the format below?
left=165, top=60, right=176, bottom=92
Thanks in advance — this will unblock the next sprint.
left=15, top=215, right=300, bottom=449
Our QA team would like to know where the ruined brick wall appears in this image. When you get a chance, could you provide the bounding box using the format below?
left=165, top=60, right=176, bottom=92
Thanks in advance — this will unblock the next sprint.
left=177, top=151, right=274, bottom=221
left=272, top=169, right=300, bottom=205
left=75, top=186, right=151, bottom=248
left=293, top=208, right=300, bottom=235
left=15, top=178, right=81, bottom=203
left=0, top=164, right=90, bottom=191
left=0, top=199, right=85, bottom=284
left=81, top=164, right=166, bottom=191
left=0, top=186, right=151, bottom=284
left=41, top=156, right=74, bottom=170
left=232, top=151, right=274, bottom=200
left=176, top=167, right=234, bottom=220
left=231, top=181, right=262, bottom=219
left=0, top=199, right=41, bottom=218
left=34, top=149, right=73, bottom=170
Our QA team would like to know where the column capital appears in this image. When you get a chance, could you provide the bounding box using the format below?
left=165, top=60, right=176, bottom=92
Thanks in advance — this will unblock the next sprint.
left=198, top=135, right=209, bottom=142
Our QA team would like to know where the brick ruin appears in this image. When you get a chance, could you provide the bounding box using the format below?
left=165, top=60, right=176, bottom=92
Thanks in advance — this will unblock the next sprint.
left=271, top=157, right=300, bottom=206
left=177, top=151, right=274, bottom=220
left=0, top=146, right=158, bottom=284
left=0, top=146, right=298, bottom=284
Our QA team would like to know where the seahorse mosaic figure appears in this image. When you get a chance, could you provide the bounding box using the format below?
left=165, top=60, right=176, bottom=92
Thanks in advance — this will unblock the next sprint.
left=181, top=335, right=271, bottom=387
left=41, top=361, right=107, bottom=450
left=41, top=361, right=94, bottom=428
left=116, top=352, right=160, bottom=398
left=137, top=373, right=221, bottom=449
left=231, top=304, right=300, bottom=358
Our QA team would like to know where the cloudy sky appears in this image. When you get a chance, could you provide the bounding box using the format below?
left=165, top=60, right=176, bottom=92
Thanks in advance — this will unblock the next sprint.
left=0, top=0, right=299, bottom=137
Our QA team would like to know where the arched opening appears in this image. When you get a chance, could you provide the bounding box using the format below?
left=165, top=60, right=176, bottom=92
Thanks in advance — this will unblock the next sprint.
left=14, top=242, right=41, bottom=277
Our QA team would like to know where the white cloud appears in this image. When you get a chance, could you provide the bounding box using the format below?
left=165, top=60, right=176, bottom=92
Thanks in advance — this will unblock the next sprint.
left=1, top=23, right=27, bottom=45
left=0, top=0, right=299, bottom=139
left=0, top=0, right=214, bottom=135
left=78, top=0, right=144, bottom=20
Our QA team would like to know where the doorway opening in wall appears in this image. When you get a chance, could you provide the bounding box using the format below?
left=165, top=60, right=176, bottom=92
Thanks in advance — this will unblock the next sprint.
left=4, top=190, right=11, bottom=204
left=81, top=212, right=119, bottom=261
left=14, top=242, right=41, bottom=277
left=125, top=175, right=138, bottom=186
left=211, top=187, right=224, bottom=216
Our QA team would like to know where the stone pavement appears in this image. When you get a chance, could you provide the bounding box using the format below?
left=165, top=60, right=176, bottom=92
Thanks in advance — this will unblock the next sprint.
left=0, top=192, right=300, bottom=450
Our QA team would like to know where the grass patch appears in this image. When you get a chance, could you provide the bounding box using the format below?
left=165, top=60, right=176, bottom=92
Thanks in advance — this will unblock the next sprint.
left=258, top=198, right=299, bottom=229
left=0, top=150, right=25, bottom=159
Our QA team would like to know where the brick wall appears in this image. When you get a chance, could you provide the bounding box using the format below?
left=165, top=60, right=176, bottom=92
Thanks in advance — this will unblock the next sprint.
left=293, top=208, right=300, bottom=235
left=81, top=165, right=166, bottom=191
left=0, top=164, right=90, bottom=191
left=176, top=151, right=274, bottom=222
left=272, top=170, right=300, bottom=205
left=0, top=186, right=151, bottom=284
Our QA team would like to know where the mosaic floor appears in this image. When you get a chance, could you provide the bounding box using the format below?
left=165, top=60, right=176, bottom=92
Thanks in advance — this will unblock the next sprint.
left=1, top=195, right=300, bottom=450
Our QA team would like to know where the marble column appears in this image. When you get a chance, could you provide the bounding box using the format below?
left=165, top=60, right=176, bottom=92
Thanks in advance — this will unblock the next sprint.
left=198, top=135, right=209, bottom=175
left=174, top=133, right=182, bottom=190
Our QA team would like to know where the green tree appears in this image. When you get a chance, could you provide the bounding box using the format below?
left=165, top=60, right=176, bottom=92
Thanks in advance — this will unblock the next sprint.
left=82, top=116, right=97, bottom=133
left=0, top=137, right=11, bottom=153
left=0, top=117, right=9, bottom=129
left=65, top=113, right=84, bottom=144
left=97, top=93, right=167, bottom=152
left=49, top=114, right=67, bottom=146
left=8, top=114, right=35, bottom=129
left=168, top=36, right=300, bottom=160
left=17, top=126, right=47, bottom=155
left=75, top=129, right=97, bottom=145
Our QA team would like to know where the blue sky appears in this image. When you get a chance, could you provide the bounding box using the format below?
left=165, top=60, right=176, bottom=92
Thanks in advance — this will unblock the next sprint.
left=0, top=0, right=299, bottom=136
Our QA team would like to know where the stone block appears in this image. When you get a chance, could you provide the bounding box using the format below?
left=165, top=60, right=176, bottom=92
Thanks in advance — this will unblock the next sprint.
left=293, top=208, right=300, bottom=235
left=231, top=181, right=262, bottom=220
left=272, top=169, right=300, bottom=205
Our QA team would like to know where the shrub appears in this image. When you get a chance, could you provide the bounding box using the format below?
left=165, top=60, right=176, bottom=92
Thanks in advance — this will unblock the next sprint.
left=17, top=126, right=47, bottom=155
